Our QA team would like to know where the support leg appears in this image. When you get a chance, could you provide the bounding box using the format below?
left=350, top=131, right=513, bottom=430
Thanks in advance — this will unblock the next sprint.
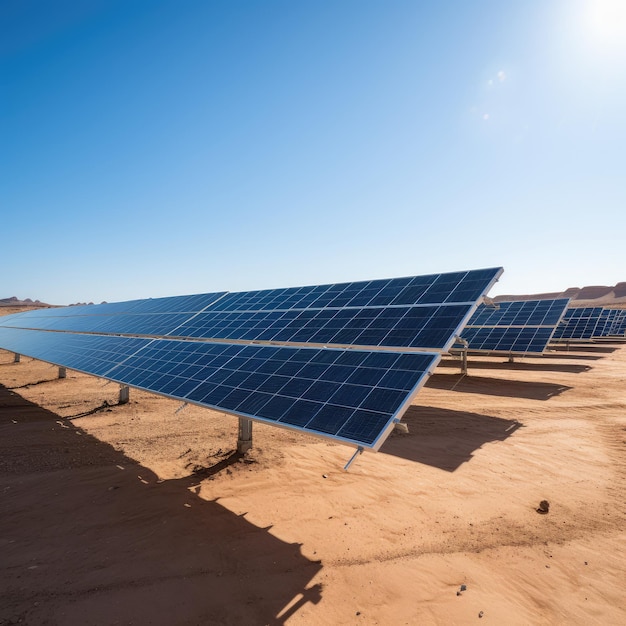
left=237, top=417, right=253, bottom=454
left=119, top=385, right=130, bottom=404
left=58, top=366, right=67, bottom=379
left=461, top=348, right=468, bottom=375
left=13, top=353, right=20, bottom=363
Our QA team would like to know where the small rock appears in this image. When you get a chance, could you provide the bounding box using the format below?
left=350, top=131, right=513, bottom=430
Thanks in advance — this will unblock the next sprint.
left=460, top=584, right=467, bottom=592
left=537, top=500, right=550, bottom=514
left=356, top=611, right=361, bottom=616
left=322, top=474, right=328, bottom=479
left=479, top=611, right=484, bottom=618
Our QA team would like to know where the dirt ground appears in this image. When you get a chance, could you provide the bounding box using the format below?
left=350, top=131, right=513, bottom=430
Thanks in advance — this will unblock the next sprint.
left=1, top=332, right=625, bottom=624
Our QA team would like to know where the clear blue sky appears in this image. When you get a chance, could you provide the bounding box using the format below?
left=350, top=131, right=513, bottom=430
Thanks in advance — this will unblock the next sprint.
left=2, top=0, right=625, bottom=305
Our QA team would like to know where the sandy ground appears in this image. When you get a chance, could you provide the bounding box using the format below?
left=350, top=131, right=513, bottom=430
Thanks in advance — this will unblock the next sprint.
left=1, top=333, right=625, bottom=624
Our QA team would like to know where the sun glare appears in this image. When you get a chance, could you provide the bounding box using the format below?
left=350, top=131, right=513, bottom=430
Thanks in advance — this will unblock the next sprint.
left=585, top=0, right=626, bottom=52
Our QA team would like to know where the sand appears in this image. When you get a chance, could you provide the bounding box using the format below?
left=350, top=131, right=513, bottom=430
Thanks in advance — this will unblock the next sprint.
left=1, top=336, right=625, bottom=624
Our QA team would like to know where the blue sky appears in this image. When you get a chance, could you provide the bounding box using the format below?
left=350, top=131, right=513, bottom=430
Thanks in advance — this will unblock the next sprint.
left=2, top=0, right=625, bottom=305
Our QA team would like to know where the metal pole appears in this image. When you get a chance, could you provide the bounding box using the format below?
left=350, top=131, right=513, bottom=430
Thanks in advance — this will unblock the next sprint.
left=344, top=446, right=364, bottom=471
left=58, top=366, right=67, bottom=379
left=13, top=353, right=20, bottom=363
left=119, top=385, right=130, bottom=404
left=461, top=348, right=468, bottom=375
left=237, top=417, right=253, bottom=454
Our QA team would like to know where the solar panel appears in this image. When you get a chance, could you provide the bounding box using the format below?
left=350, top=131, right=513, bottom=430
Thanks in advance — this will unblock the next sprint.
left=0, top=269, right=503, bottom=353
left=106, top=340, right=440, bottom=449
left=455, top=299, right=569, bottom=355
left=457, top=326, right=557, bottom=355
left=551, top=307, right=604, bottom=340
left=592, top=308, right=620, bottom=338
left=166, top=303, right=473, bottom=351
left=0, top=267, right=502, bottom=453
left=0, top=326, right=439, bottom=449
left=0, top=327, right=151, bottom=377
left=607, top=310, right=626, bottom=336
left=0, top=291, right=228, bottom=333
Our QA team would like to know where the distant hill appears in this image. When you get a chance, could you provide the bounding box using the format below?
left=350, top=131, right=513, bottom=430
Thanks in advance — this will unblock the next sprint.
left=494, top=282, right=626, bottom=308
left=0, top=296, right=52, bottom=308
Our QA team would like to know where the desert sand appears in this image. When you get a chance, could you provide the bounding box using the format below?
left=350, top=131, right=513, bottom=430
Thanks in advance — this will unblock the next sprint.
left=1, top=330, right=625, bottom=624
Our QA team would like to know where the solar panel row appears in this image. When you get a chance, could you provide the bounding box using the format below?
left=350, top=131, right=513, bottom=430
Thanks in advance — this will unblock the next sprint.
left=551, top=307, right=604, bottom=340
left=1, top=270, right=503, bottom=353
left=0, top=268, right=503, bottom=452
left=455, top=299, right=569, bottom=355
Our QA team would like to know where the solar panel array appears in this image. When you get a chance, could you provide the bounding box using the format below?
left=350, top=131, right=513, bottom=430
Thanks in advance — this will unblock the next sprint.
left=454, top=299, right=570, bottom=355
left=0, top=267, right=503, bottom=451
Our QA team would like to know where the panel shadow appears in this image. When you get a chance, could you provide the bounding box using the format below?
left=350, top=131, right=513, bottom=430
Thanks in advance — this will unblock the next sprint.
left=0, top=384, right=322, bottom=626
left=538, top=352, right=604, bottom=361
left=380, top=405, right=522, bottom=471
left=426, top=373, right=571, bottom=400
left=549, top=344, right=618, bottom=354
left=437, top=358, right=591, bottom=375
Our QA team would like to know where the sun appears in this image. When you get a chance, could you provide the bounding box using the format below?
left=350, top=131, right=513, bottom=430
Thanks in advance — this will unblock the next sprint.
left=585, top=0, right=626, bottom=51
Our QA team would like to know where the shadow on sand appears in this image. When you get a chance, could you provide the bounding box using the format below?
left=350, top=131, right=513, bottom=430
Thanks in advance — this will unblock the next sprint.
left=437, top=358, right=592, bottom=375
left=380, top=405, right=522, bottom=471
left=549, top=344, right=618, bottom=354
left=426, top=373, right=571, bottom=400
left=0, top=384, right=322, bottom=625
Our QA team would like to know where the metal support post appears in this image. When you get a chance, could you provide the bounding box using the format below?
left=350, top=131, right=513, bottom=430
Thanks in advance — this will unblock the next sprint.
left=13, top=353, right=20, bottom=363
left=461, top=348, right=468, bottom=375
left=344, top=446, right=364, bottom=471
left=58, top=366, right=67, bottom=379
left=119, top=385, right=130, bottom=405
left=508, top=355, right=515, bottom=363
left=455, top=336, right=469, bottom=375
left=237, top=417, right=253, bottom=454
